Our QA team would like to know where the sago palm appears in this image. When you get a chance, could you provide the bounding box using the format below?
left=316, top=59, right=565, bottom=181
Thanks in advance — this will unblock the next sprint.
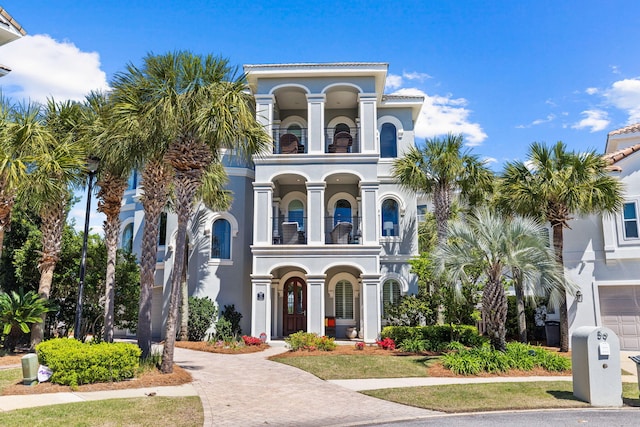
left=498, top=142, right=623, bottom=351
left=434, top=208, right=566, bottom=351
left=0, top=288, right=51, bottom=352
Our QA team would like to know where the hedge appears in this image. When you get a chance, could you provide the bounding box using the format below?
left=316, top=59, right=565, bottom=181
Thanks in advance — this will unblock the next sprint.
left=380, top=325, right=485, bottom=351
left=36, top=338, right=141, bottom=387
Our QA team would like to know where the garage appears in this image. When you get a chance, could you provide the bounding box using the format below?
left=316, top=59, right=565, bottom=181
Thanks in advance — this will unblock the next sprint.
left=599, top=285, right=640, bottom=350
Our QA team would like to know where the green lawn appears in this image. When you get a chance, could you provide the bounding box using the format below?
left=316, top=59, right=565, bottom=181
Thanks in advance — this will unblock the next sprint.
left=363, top=382, right=640, bottom=413
left=0, top=368, right=21, bottom=390
left=271, top=354, right=438, bottom=379
left=0, top=397, right=203, bottom=427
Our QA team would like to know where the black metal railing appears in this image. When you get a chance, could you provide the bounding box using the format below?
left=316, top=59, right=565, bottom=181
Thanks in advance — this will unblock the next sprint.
left=272, top=129, right=308, bottom=154
left=272, top=217, right=307, bottom=245
left=325, top=216, right=361, bottom=244
left=325, top=126, right=360, bottom=153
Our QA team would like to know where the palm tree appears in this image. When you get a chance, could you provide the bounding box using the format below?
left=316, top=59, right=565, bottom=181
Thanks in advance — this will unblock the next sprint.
left=498, top=142, right=623, bottom=351
left=0, top=288, right=52, bottom=352
left=80, top=91, right=132, bottom=343
left=22, top=99, right=87, bottom=347
left=434, top=208, right=565, bottom=351
left=111, top=52, right=269, bottom=371
left=392, top=133, right=493, bottom=245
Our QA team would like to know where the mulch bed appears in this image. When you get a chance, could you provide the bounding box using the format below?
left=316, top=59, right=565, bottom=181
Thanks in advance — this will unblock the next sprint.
left=175, top=341, right=269, bottom=354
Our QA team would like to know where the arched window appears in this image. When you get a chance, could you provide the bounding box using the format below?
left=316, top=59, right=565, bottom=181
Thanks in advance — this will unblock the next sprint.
left=122, top=223, right=133, bottom=253
left=335, top=280, right=354, bottom=319
left=382, top=199, right=399, bottom=236
left=380, top=123, right=397, bottom=158
left=334, top=199, right=352, bottom=225
left=287, top=124, right=302, bottom=139
left=288, top=200, right=304, bottom=231
left=382, top=279, right=401, bottom=316
left=211, top=219, right=231, bottom=259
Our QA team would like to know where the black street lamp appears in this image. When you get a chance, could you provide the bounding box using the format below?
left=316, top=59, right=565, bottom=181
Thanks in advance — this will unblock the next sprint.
left=74, top=158, right=100, bottom=339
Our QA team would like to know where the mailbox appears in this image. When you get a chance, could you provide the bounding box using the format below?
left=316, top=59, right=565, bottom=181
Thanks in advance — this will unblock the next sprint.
left=571, top=326, right=622, bottom=406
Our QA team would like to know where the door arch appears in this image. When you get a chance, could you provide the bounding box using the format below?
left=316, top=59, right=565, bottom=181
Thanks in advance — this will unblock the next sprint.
left=283, top=277, right=307, bottom=335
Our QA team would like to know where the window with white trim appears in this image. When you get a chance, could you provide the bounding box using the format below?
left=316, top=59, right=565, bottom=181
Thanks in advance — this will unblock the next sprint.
left=382, top=279, right=401, bottom=316
left=122, top=223, right=133, bottom=253
left=211, top=219, right=231, bottom=259
left=335, top=280, right=353, bottom=319
left=381, top=199, right=399, bottom=236
left=380, top=123, right=397, bottom=158
left=623, top=202, right=639, bottom=239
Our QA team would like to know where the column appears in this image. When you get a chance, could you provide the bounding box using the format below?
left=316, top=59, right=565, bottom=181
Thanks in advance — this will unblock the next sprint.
left=306, top=94, right=326, bottom=154
left=358, top=94, right=378, bottom=154
left=251, top=275, right=272, bottom=341
left=306, top=182, right=326, bottom=245
left=306, top=275, right=326, bottom=336
left=270, top=278, right=280, bottom=337
left=359, top=181, right=379, bottom=245
left=272, top=197, right=281, bottom=244
left=252, top=183, right=274, bottom=245
left=255, top=94, right=275, bottom=152
left=360, top=274, right=381, bottom=343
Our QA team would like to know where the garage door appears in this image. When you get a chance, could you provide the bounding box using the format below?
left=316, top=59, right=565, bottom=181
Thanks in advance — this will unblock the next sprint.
left=599, top=286, right=640, bottom=351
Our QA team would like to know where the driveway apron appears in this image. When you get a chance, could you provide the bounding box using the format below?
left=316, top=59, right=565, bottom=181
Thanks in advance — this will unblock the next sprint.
left=174, top=346, right=439, bottom=427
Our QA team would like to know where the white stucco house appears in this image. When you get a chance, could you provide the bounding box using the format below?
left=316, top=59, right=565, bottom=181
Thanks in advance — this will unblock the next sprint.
left=120, top=62, right=423, bottom=343
left=0, top=7, right=26, bottom=77
left=564, top=123, right=640, bottom=350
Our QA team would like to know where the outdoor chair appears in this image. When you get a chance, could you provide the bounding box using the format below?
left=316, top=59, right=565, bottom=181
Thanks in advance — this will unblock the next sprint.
left=331, top=221, right=352, bottom=244
left=282, top=222, right=300, bottom=244
left=279, top=133, right=300, bottom=154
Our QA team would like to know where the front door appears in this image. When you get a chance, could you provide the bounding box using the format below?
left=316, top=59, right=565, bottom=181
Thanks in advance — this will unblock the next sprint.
left=283, top=277, right=306, bottom=335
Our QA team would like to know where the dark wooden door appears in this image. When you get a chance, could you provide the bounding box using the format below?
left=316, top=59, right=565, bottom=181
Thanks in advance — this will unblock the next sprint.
left=283, top=277, right=306, bottom=335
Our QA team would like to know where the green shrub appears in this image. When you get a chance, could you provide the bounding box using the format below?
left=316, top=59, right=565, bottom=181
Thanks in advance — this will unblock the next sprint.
left=36, top=338, right=141, bottom=387
left=399, top=336, right=427, bottom=353
left=212, top=317, right=234, bottom=342
left=533, top=349, right=572, bottom=371
left=221, top=304, right=242, bottom=336
left=442, top=351, right=482, bottom=375
left=285, top=332, right=336, bottom=351
left=188, top=297, right=217, bottom=341
left=381, top=325, right=485, bottom=351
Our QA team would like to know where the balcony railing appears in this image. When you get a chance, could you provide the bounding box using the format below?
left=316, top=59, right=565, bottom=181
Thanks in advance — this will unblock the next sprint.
left=272, top=217, right=307, bottom=245
left=272, top=129, right=308, bottom=154
left=269, top=126, right=362, bottom=154
left=325, top=127, right=360, bottom=153
left=325, top=216, right=361, bottom=244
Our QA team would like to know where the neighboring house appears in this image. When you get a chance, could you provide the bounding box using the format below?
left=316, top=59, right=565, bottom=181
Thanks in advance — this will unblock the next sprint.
left=0, top=7, right=26, bottom=77
left=120, top=62, right=423, bottom=342
left=564, top=123, right=640, bottom=350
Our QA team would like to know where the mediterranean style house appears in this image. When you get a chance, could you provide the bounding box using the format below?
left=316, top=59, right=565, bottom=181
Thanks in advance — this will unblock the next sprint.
left=120, top=62, right=423, bottom=342
left=0, top=7, right=26, bottom=77
left=564, top=123, right=640, bottom=351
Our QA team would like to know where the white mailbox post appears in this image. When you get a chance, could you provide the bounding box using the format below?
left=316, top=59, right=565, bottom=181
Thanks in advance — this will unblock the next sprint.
left=572, top=326, right=622, bottom=406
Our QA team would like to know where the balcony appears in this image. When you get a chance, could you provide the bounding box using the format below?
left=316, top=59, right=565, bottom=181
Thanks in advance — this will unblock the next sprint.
left=270, top=216, right=362, bottom=245
left=325, top=127, right=360, bottom=153
left=272, top=129, right=307, bottom=154
left=272, top=217, right=307, bottom=245
left=269, top=126, right=362, bottom=154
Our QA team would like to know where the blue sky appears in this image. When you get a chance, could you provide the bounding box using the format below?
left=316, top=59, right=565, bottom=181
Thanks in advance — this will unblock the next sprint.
left=3, top=1, right=640, bottom=229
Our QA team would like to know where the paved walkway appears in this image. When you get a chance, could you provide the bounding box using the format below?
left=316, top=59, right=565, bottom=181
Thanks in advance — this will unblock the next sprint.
left=0, top=343, right=637, bottom=426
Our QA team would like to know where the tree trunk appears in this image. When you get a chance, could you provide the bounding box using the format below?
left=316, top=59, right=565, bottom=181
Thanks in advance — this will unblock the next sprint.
left=482, top=277, right=508, bottom=352
left=552, top=223, right=569, bottom=352
left=513, top=270, right=527, bottom=343
left=178, top=245, right=189, bottom=341
left=138, top=161, right=172, bottom=359
left=30, top=200, right=66, bottom=348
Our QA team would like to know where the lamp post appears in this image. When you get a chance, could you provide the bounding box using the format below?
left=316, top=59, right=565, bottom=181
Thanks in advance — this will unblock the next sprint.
left=74, top=158, right=99, bottom=340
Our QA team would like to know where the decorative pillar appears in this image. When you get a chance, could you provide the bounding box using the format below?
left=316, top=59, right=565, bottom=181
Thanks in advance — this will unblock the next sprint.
left=255, top=94, right=275, bottom=152
left=361, top=274, right=381, bottom=343
left=306, top=275, right=326, bottom=335
left=358, top=94, right=378, bottom=154
left=272, top=197, right=281, bottom=244
left=306, top=94, right=326, bottom=154
left=271, top=279, right=280, bottom=337
left=251, top=275, right=272, bottom=341
left=252, top=183, right=274, bottom=245
left=359, top=181, right=379, bottom=245
left=306, top=182, right=326, bottom=245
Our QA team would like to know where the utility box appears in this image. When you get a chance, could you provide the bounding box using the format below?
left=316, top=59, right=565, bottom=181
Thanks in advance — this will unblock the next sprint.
left=21, top=354, right=38, bottom=386
left=572, top=326, right=622, bottom=406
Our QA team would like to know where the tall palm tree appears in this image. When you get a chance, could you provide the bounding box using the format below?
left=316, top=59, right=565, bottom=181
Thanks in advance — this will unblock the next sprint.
left=498, top=141, right=623, bottom=351
left=392, top=133, right=493, bottom=245
left=434, top=208, right=565, bottom=351
left=22, top=99, right=87, bottom=347
left=80, top=91, right=132, bottom=342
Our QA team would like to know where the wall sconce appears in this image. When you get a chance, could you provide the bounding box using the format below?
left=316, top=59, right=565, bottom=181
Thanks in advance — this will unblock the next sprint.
left=257, top=292, right=264, bottom=301
left=575, top=290, right=583, bottom=303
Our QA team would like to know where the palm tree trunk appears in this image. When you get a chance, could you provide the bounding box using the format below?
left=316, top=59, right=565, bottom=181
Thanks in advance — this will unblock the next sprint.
left=178, top=246, right=189, bottom=341
left=513, top=269, right=527, bottom=343
left=552, top=223, right=569, bottom=352
left=0, top=191, right=16, bottom=260
left=138, top=161, right=172, bottom=359
left=31, top=200, right=66, bottom=348
left=102, top=218, right=119, bottom=342
left=482, top=277, right=508, bottom=351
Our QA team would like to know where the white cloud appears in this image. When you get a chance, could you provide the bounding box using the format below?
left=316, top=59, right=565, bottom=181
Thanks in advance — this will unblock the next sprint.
left=610, top=65, right=620, bottom=75
left=483, top=157, right=497, bottom=165
left=604, top=78, right=640, bottom=123
left=571, top=109, right=610, bottom=132
left=385, top=74, right=403, bottom=90
left=402, top=71, right=431, bottom=82
left=0, top=34, right=109, bottom=103
left=516, top=114, right=555, bottom=129
left=585, top=87, right=598, bottom=95
left=392, top=88, right=487, bottom=146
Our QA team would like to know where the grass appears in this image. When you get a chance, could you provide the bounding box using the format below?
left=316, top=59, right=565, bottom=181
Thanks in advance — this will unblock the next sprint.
left=0, top=368, right=21, bottom=390
left=271, top=354, right=439, bottom=379
left=363, top=382, right=640, bottom=413
left=0, top=396, right=203, bottom=426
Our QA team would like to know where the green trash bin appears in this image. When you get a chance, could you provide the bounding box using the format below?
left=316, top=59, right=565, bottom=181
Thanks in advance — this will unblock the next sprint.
left=21, top=353, right=38, bottom=385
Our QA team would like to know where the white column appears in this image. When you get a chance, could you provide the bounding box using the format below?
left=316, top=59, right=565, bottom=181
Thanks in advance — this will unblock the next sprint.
left=255, top=94, right=275, bottom=152
left=272, top=197, right=281, bottom=244
left=252, top=183, right=274, bottom=245
left=251, top=275, right=272, bottom=341
left=306, top=182, right=326, bottom=245
left=306, top=94, right=326, bottom=154
left=361, top=274, right=381, bottom=343
left=358, top=94, right=378, bottom=154
left=359, top=181, right=379, bottom=245
left=271, top=278, right=280, bottom=337
left=306, top=275, right=326, bottom=336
